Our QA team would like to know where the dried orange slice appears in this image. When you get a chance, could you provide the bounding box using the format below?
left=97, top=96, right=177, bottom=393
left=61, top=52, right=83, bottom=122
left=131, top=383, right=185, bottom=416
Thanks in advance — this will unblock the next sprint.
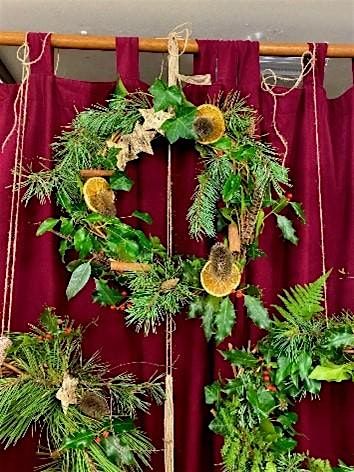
left=201, top=261, right=241, bottom=297
left=83, top=177, right=116, bottom=216
left=194, top=104, right=226, bottom=144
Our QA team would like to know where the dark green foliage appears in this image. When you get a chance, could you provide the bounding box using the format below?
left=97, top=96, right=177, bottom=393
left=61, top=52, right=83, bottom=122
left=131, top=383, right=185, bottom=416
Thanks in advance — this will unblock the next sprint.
left=207, top=275, right=354, bottom=471
left=125, top=257, right=194, bottom=334
left=0, top=309, right=163, bottom=472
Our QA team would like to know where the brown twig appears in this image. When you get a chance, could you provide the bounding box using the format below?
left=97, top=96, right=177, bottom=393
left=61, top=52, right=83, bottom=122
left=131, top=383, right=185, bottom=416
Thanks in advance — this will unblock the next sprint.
left=2, top=362, right=23, bottom=375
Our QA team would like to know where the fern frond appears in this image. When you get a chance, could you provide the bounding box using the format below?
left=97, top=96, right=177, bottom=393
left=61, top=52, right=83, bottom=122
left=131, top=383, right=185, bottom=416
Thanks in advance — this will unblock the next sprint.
left=273, top=272, right=330, bottom=323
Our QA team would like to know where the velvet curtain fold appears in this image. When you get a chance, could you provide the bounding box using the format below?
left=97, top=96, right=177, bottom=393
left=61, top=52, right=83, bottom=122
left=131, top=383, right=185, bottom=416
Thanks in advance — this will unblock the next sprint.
left=0, top=33, right=353, bottom=471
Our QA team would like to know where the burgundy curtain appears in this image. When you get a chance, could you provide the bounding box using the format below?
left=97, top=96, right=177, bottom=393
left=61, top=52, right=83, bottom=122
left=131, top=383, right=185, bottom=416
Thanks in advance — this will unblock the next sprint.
left=0, top=33, right=353, bottom=471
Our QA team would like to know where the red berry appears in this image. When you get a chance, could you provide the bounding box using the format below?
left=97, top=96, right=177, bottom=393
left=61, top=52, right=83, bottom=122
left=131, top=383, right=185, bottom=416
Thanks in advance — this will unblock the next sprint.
left=126, top=302, right=133, bottom=309
left=235, top=290, right=244, bottom=299
left=64, top=327, right=72, bottom=335
left=286, top=192, right=293, bottom=201
left=45, top=333, right=53, bottom=340
left=121, top=290, right=128, bottom=297
left=262, top=374, right=270, bottom=382
left=266, top=384, right=277, bottom=392
left=110, top=305, right=116, bottom=311
left=101, top=431, right=109, bottom=439
left=94, top=437, right=101, bottom=444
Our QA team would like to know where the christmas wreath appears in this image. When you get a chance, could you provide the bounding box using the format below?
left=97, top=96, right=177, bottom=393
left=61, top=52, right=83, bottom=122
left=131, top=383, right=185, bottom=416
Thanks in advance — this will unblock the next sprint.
left=206, top=273, right=354, bottom=472
left=21, top=78, right=304, bottom=342
left=0, top=308, right=163, bottom=471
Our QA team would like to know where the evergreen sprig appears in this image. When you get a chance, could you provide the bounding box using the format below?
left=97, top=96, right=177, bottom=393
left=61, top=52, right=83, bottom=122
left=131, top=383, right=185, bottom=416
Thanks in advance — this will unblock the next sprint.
left=0, top=308, right=163, bottom=471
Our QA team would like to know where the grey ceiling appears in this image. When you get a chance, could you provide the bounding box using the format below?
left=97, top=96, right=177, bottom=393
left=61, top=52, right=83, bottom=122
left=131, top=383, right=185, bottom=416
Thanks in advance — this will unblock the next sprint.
left=0, top=0, right=353, bottom=97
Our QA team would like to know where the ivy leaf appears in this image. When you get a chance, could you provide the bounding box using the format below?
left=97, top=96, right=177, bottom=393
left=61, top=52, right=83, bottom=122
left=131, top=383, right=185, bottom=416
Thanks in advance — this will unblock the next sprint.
left=36, top=218, right=59, bottom=236
left=297, top=352, right=313, bottom=380
left=63, top=429, right=95, bottom=449
left=275, top=356, right=292, bottom=384
left=93, top=279, right=123, bottom=306
left=276, top=214, right=298, bottom=245
left=214, top=297, right=236, bottom=344
left=244, top=295, right=271, bottom=329
left=110, top=171, right=133, bottom=191
left=161, top=105, right=197, bottom=144
left=222, top=174, right=241, bottom=203
left=290, top=201, right=306, bottom=224
left=66, top=262, right=91, bottom=300
left=149, top=79, right=183, bottom=111
left=221, top=349, right=258, bottom=368
left=272, top=438, right=297, bottom=453
left=205, top=382, right=221, bottom=405
left=309, top=361, right=354, bottom=382
left=132, top=210, right=153, bottom=224
left=74, top=228, right=93, bottom=257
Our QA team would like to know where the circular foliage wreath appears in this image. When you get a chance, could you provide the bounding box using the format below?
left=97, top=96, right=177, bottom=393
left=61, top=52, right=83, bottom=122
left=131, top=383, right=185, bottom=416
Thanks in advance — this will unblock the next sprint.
left=0, top=308, right=163, bottom=471
left=22, top=78, right=303, bottom=341
left=206, top=273, right=354, bottom=472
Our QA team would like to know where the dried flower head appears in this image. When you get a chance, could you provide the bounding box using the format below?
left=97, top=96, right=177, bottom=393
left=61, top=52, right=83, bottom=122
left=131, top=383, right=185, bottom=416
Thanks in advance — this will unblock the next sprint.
left=194, top=104, right=225, bottom=144
left=78, top=391, right=110, bottom=419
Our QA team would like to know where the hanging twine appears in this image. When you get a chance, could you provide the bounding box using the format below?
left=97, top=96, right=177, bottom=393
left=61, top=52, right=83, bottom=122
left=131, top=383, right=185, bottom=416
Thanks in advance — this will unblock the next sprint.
left=163, top=25, right=211, bottom=472
left=311, top=42, right=328, bottom=320
left=261, top=51, right=315, bottom=165
left=0, top=33, right=51, bottom=363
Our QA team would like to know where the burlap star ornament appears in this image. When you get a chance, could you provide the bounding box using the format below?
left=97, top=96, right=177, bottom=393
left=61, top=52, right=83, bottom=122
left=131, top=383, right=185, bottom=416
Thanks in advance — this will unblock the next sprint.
left=56, top=372, right=79, bottom=415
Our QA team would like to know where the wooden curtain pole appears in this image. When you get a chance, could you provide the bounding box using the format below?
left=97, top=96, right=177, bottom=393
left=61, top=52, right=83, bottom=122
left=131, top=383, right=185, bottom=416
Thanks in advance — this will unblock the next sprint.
left=0, top=32, right=353, bottom=58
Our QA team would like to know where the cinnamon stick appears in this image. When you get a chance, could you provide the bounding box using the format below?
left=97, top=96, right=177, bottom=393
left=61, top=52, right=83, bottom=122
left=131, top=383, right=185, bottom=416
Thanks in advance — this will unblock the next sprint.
left=228, top=223, right=241, bottom=253
left=80, top=169, right=114, bottom=179
left=2, top=362, right=23, bottom=375
left=110, top=261, right=151, bottom=272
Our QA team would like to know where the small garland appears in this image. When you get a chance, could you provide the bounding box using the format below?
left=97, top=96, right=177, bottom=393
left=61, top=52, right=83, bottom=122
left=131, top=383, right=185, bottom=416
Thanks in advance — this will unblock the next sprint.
left=206, top=273, right=354, bottom=472
left=21, top=78, right=304, bottom=342
left=0, top=307, right=163, bottom=471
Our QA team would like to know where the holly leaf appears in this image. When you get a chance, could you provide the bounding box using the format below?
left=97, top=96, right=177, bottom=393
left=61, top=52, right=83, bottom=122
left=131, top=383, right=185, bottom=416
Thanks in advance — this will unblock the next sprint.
left=110, top=171, right=133, bottom=191
left=66, top=262, right=91, bottom=300
left=63, top=429, right=95, bottom=449
left=278, top=412, right=298, bottom=429
left=40, top=307, right=59, bottom=333
left=212, top=136, right=233, bottom=151
left=93, top=279, right=123, bottom=306
left=221, top=349, right=258, bottom=368
left=149, top=79, right=183, bottom=111
left=111, top=418, right=135, bottom=434
left=205, top=382, right=221, bottom=405
left=202, top=295, right=220, bottom=341
left=244, top=295, right=271, bottom=329
left=214, top=297, right=236, bottom=344
left=36, top=218, right=59, bottom=236
left=290, top=201, right=306, bottom=224
left=188, top=298, right=204, bottom=319
left=161, top=105, right=197, bottom=144
left=276, top=215, right=298, bottom=245
left=132, top=210, right=152, bottom=224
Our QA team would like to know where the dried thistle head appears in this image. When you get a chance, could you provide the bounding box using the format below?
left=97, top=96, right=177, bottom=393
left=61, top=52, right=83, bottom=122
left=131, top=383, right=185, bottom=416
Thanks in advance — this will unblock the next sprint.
left=78, top=391, right=110, bottom=419
left=209, top=243, right=233, bottom=280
